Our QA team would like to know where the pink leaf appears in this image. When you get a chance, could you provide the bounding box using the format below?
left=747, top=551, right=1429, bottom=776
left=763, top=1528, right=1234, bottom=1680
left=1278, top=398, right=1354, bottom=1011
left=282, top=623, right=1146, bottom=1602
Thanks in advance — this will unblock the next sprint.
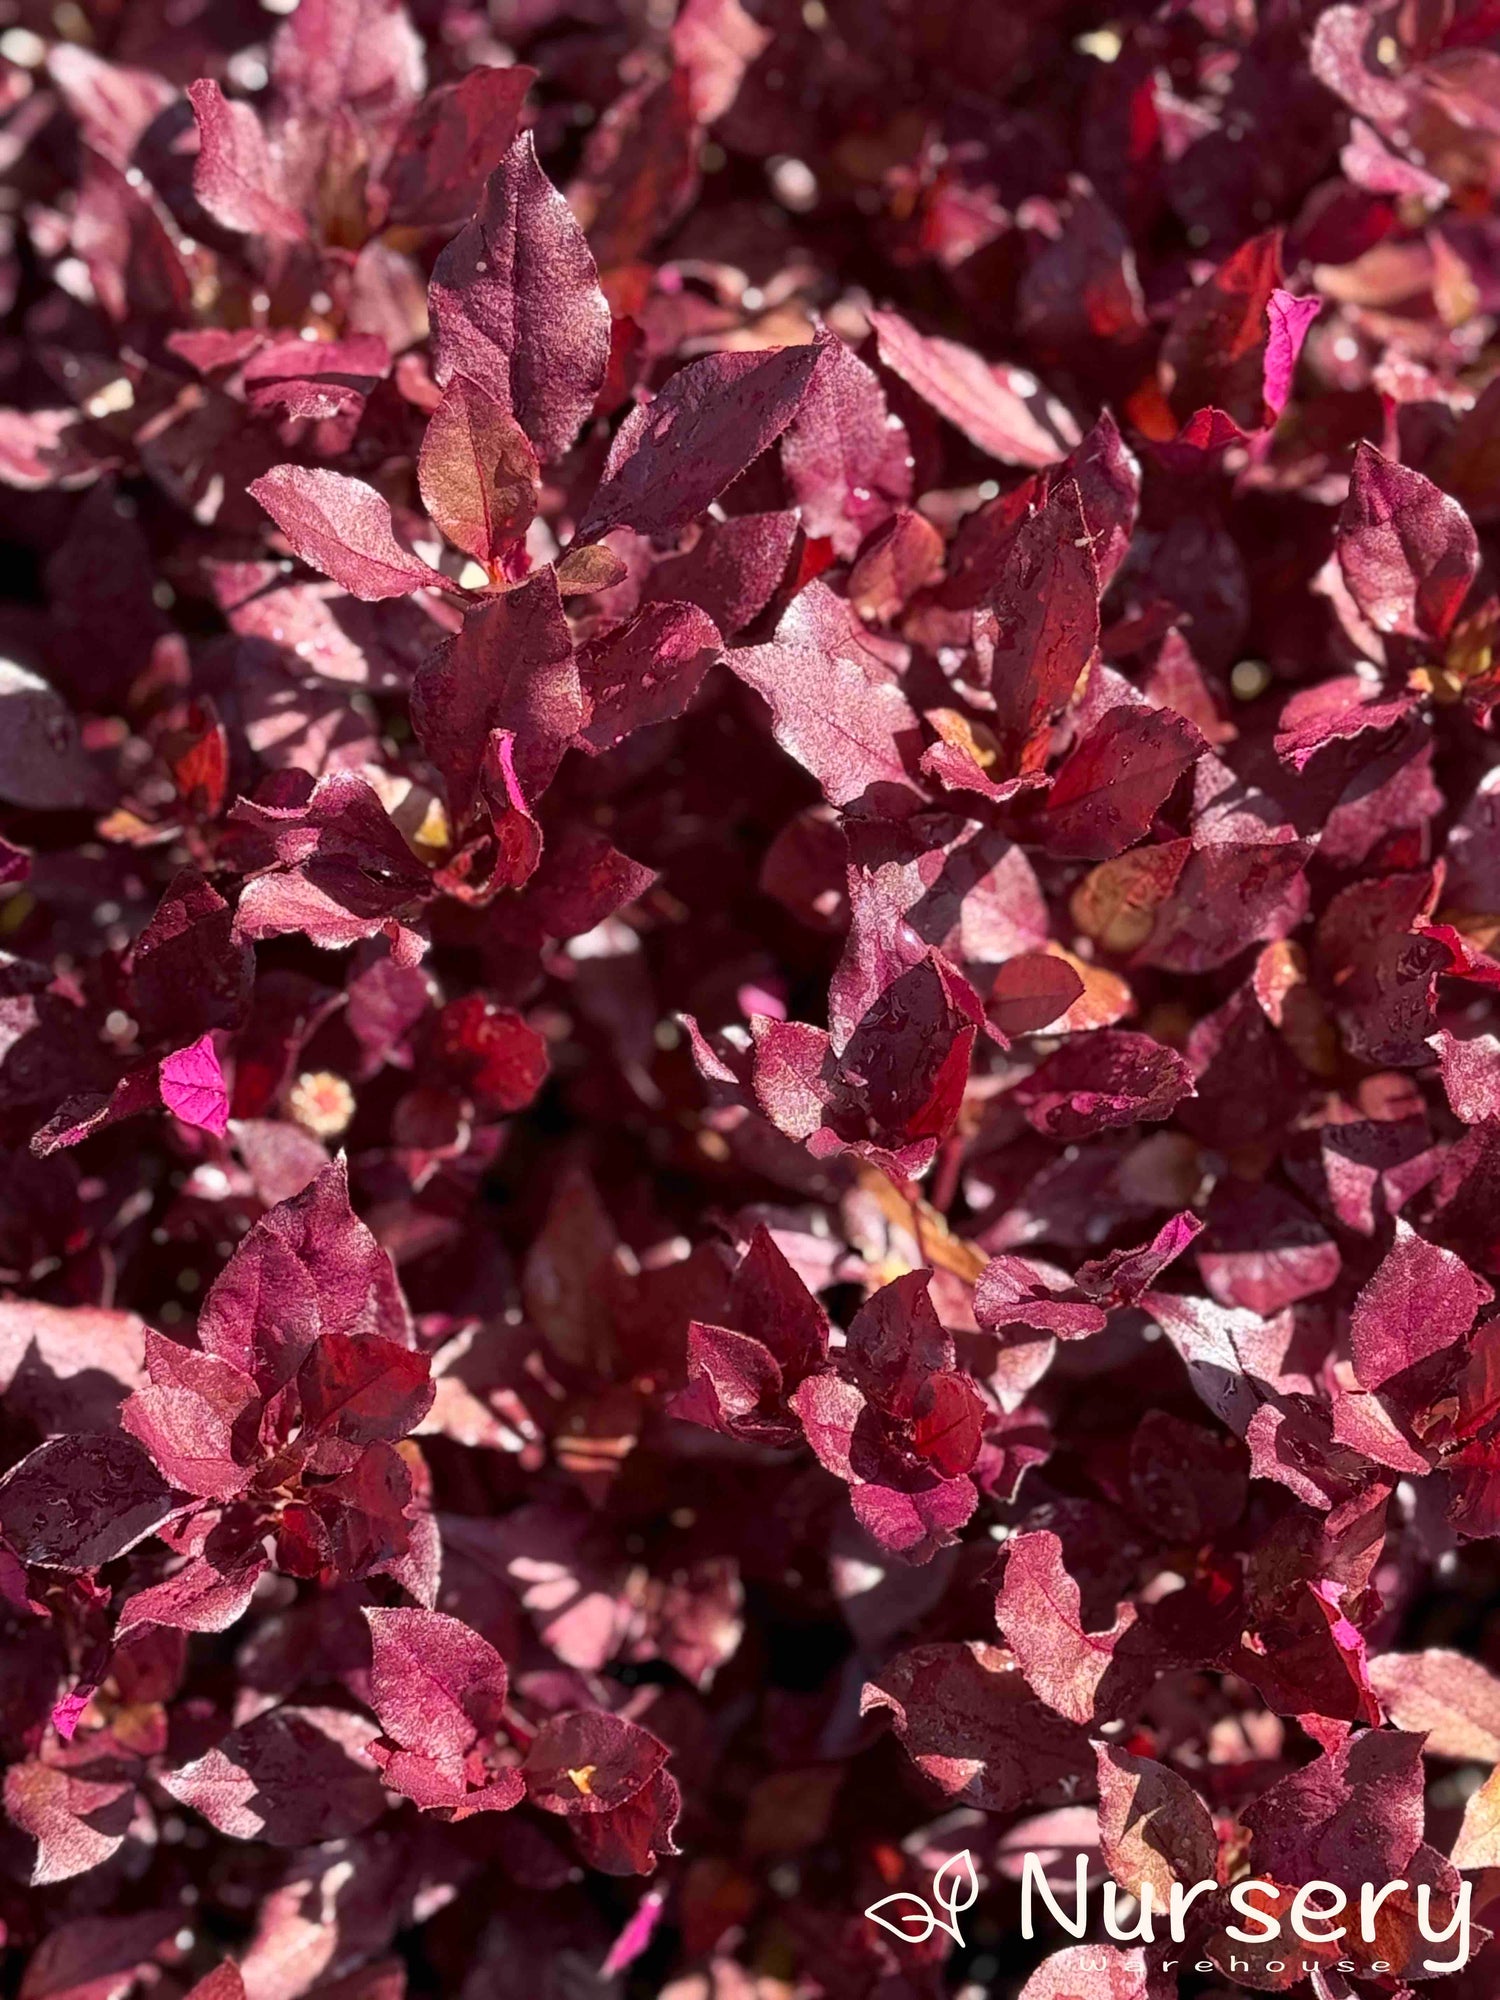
left=158, top=1035, right=229, bottom=1136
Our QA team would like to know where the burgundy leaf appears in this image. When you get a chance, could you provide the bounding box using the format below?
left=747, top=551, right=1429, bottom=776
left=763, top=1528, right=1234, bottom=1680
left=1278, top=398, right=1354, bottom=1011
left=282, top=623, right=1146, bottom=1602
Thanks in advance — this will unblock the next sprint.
left=1043, top=703, right=1204, bottom=859
left=981, top=478, right=1100, bottom=764
left=670, top=0, right=770, bottom=124
left=0, top=1433, right=173, bottom=1571
left=4, top=1764, right=136, bottom=1887
left=1160, top=229, right=1282, bottom=431
left=429, top=132, right=610, bottom=463
left=0, top=660, right=104, bottom=812
left=121, top=1330, right=256, bottom=1499
left=381, top=64, right=536, bottom=228
left=1095, top=1744, right=1218, bottom=1902
left=576, top=602, right=722, bottom=754
left=160, top=1706, right=386, bottom=1845
left=417, top=375, right=539, bottom=566
left=1349, top=1219, right=1491, bottom=1390
left=1240, top=1728, right=1426, bottom=1890
left=186, top=81, right=305, bottom=243
left=1369, top=1650, right=1500, bottom=1761
left=779, top=333, right=912, bottom=558
left=727, top=580, right=921, bottom=808
left=523, top=1710, right=668, bottom=1815
left=363, top=1606, right=508, bottom=1758
left=248, top=467, right=446, bottom=602
left=1012, top=1030, right=1195, bottom=1139
left=410, top=567, right=581, bottom=824
left=429, top=993, right=549, bottom=1112
left=298, top=1333, right=433, bottom=1441
left=640, top=510, right=799, bottom=636
left=860, top=1639, right=1092, bottom=1813
left=987, top=952, right=1086, bottom=1037
left=994, top=1530, right=1143, bottom=1726
left=1336, top=442, right=1479, bottom=643
left=870, top=309, right=1081, bottom=465
left=577, top=341, right=823, bottom=544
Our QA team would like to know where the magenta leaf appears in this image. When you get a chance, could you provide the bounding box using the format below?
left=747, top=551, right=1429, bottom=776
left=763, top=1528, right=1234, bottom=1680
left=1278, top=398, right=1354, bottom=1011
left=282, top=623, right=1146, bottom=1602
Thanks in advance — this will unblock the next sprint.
left=158, top=1036, right=229, bottom=1137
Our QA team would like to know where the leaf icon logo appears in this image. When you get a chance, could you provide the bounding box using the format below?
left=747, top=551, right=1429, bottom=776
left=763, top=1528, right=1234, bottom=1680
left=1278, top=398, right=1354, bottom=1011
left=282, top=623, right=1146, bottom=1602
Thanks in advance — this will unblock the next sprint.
left=864, top=1849, right=979, bottom=1946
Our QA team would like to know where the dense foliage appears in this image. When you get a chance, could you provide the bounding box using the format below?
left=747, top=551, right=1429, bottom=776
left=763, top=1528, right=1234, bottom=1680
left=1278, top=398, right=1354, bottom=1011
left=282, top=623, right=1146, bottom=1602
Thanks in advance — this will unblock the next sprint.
left=3, top=0, right=1500, bottom=1996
